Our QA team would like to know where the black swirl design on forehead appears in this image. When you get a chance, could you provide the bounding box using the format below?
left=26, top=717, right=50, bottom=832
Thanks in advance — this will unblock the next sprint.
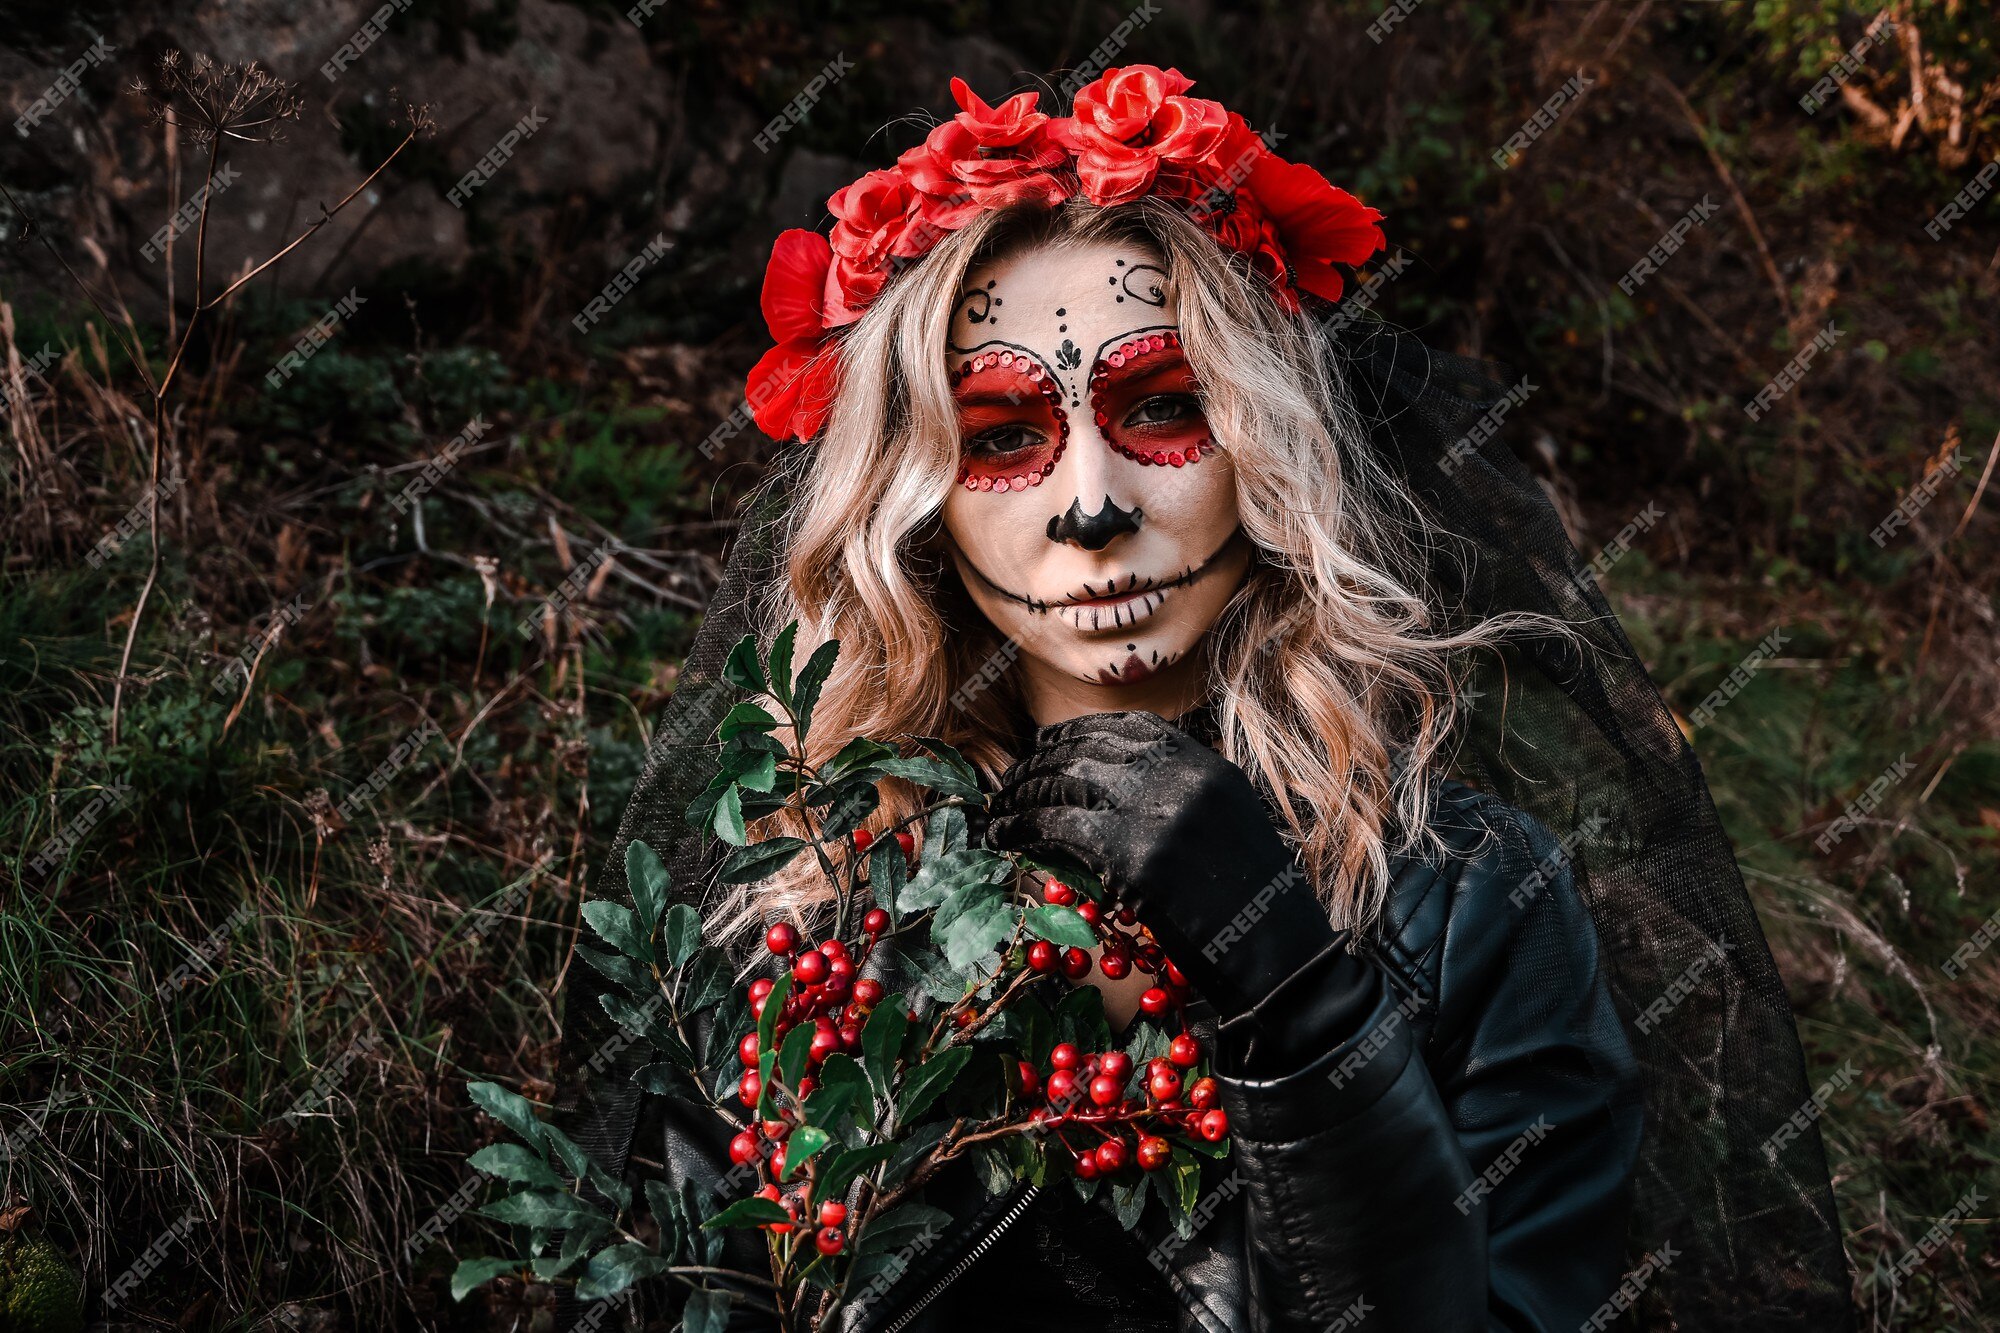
left=1110, top=259, right=1169, bottom=307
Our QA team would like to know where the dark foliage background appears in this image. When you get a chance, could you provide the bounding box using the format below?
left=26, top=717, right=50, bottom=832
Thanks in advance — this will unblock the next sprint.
left=1, top=0, right=1995, bottom=1328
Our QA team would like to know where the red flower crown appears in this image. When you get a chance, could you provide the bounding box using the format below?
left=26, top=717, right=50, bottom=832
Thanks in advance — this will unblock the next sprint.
left=745, top=65, right=1387, bottom=444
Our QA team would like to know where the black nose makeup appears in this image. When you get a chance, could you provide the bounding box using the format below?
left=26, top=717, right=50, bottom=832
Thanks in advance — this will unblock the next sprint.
left=1047, top=494, right=1143, bottom=551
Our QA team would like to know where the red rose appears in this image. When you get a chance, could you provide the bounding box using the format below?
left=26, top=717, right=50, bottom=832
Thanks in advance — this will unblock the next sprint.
left=824, top=167, right=925, bottom=324
left=1243, top=152, right=1387, bottom=305
left=745, top=230, right=841, bottom=441
left=899, top=78, right=1071, bottom=224
left=1056, top=65, right=1235, bottom=206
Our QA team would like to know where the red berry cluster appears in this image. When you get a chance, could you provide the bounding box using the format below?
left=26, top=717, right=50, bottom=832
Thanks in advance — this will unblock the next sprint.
left=1023, top=880, right=1190, bottom=1019
left=1022, top=1039, right=1228, bottom=1180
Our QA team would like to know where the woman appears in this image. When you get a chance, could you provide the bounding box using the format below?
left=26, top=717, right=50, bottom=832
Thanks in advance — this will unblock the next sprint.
left=552, top=67, right=1852, bottom=1332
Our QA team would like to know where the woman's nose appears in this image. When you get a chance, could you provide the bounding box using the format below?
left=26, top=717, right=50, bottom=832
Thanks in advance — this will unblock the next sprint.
left=1046, top=410, right=1143, bottom=551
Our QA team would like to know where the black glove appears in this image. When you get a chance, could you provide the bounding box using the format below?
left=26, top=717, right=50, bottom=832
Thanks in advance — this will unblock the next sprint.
left=986, top=710, right=1380, bottom=1075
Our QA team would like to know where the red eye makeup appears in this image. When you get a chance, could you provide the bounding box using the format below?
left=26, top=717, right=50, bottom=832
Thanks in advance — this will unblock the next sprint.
left=948, top=350, right=1069, bottom=492
left=1087, top=329, right=1216, bottom=468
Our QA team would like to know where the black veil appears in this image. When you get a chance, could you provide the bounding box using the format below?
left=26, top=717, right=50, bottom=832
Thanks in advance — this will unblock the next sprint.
left=548, top=324, right=1854, bottom=1330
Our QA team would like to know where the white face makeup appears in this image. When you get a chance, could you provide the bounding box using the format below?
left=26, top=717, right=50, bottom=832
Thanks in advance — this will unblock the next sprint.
left=939, top=238, right=1250, bottom=720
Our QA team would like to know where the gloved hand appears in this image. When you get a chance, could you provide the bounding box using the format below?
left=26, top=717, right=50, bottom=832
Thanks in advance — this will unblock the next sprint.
left=986, top=709, right=1380, bottom=1074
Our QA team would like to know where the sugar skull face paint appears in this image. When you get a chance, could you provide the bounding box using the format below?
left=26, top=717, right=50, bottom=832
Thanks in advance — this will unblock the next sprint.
left=939, top=238, right=1251, bottom=720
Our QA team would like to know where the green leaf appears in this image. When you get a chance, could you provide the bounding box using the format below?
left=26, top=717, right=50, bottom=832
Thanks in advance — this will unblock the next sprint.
left=934, top=885, right=1016, bottom=971
left=856, top=1202, right=951, bottom=1256
left=901, top=848, right=1009, bottom=915
left=875, top=755, right=985, bottom=804
left=925, top=804, right=969, bottom=857
left=768, top=621, right=799, bottom=707
left=581, top=900, right=655, bottom=964
left=723, top=634, right=766, bottom=693
left=575, top=944, right=649, bottom=996
left=662, top=902, right=703, bottom=970
left=633, top=1062, right=692, bottom=1095
left=575, top=1243, right=674, bottom=1300
left=719, top=700, right=780, bottom=742
left=600, top=992, right=692, bottom=1068
left=755, top=972, right=794, bottom=1065
left=712, top=785, right=747, bottom=845
left=880, top=1120, right=952, bottom=1187
left=1053, top=985, right=1112, bottom=1053
left=817, top=1142, right=896, bottom=1201
left=896, top=1045, right=972, bottom=1124
left=911, top=735, right=981, bottom=791
left=541, top=1121, right=632, bottom=1213
left=822, top=736, right=898, bottom=783
left=1112, top=1174, right=1149, bottom=1229
left=702, top=1195, right=791, bottom=1228
left=737, top=749, right=779, bottom=793
left=1022, top=904, right=1096, bottom=948
left=818, top=779, right=880, bottom=838
left=717, top=836, right=809, bottom=884
left=468, top=1143, right=564, bottom=1190
left=645, top=1179, right=686, bottom=1263
left=467, top=1081, right=546, bottom=1152
left=793, top=639, right=840, bottom=739
left=781, top=1124, right=831, bottom=1181
left=859, top=998, right=909, bottom=1114
left=477, top=1189, right=608, bottom=1230
left=777, top=1020, right=816, bottom=1096
left=683, top=1288, right=733, bottom=1333
left=450, top=1256, right=520, bottom=1300
left=626, top=838, right=671, bottom=934
left=810, top=1053, right=869, bottom=1129
left=868, top=837, right=909, bottom=918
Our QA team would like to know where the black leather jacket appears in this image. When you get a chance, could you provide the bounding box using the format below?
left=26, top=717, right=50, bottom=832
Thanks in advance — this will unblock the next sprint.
left=600, top=774, right=1643, bottom=1332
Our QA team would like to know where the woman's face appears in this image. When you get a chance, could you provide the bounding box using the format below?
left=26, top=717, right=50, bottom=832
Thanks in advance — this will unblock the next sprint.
left=939, top=238, right=1251, bottom=719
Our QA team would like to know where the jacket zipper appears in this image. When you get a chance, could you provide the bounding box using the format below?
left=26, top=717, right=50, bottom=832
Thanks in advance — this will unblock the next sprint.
left=874, top=1182, right=1041, bottom=1333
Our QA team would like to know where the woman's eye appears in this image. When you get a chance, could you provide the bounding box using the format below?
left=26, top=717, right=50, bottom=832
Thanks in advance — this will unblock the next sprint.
left=966, top=425, right=1044, bottom=456
left=1124, top=394, right=1198, bottom=428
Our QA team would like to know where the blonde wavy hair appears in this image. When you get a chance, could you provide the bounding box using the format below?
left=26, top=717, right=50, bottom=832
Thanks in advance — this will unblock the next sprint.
left=711, top=194, right=1536, bottom=949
